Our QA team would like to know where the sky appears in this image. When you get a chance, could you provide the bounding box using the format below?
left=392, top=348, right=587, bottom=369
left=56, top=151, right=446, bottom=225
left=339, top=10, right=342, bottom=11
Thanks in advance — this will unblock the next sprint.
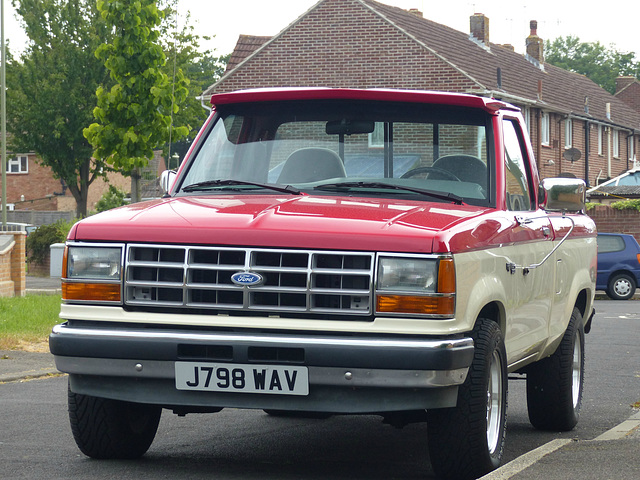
left=2, top=0, right=638, bottom=58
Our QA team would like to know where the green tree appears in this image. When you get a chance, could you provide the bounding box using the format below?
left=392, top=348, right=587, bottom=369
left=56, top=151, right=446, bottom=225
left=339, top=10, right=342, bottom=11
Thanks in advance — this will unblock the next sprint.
left=84, top=0, right=189, bottom=202
left=545, top=36, right=639, bottom=94
left=94, top=184, right=128, bottom=213
left=7, top=0, right=113, bottom=217
left=159, top=5, right=229, bottom=164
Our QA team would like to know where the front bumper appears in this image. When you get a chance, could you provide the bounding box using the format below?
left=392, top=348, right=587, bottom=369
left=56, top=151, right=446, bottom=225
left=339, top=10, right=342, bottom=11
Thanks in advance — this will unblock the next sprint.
left=51, top=323, right=474, bottom=413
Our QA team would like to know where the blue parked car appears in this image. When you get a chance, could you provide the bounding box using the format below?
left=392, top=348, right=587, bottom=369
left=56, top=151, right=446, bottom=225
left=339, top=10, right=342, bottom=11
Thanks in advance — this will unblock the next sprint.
left=597, top=233, right=640, bottom=300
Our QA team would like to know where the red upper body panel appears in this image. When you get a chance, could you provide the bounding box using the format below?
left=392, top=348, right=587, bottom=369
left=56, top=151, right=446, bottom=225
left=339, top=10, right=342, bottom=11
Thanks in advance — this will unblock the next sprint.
left=69, top=194, right=595, bottom=254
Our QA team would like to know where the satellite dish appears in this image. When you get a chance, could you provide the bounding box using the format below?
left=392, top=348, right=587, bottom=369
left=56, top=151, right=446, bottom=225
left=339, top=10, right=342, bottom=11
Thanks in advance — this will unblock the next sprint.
left=563, top=147, right=582, bottom=163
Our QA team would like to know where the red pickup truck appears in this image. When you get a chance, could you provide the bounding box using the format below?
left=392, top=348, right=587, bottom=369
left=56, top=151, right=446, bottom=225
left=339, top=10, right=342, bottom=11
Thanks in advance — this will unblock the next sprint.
left=51, top=88, right=597, bottom=479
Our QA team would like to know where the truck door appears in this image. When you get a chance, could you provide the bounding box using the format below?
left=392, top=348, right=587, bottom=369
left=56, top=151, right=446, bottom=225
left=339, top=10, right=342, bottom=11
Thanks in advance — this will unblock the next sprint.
left=500, top=118, right=555, bottom=364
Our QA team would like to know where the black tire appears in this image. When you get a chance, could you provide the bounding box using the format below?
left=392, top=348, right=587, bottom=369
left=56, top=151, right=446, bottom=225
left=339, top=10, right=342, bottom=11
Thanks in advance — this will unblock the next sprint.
left=68, top=384, right=162, bottom=459
left=607, top=273, right=636, bottom=300
left=427, top=319, right=508, bottom=480
left=526, top=307, right=584, bottom=431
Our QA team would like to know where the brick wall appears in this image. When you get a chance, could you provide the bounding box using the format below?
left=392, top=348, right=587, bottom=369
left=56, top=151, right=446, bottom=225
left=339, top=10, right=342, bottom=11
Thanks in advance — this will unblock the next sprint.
left=0, top=232, right=26, bottom=297
left=0, top=238, right=14, bottom=297
left=588, top=205, right=640, bottom=243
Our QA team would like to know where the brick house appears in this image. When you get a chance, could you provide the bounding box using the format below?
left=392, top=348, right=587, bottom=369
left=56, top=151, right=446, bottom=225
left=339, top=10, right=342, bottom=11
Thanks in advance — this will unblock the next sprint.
left=203, top=0, right=640, bottom=187
left=1, top=151, right=166, bottom=215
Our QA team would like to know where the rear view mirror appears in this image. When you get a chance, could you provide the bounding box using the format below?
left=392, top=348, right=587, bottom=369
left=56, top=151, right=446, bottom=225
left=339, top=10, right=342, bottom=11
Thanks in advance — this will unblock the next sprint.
left=539, top=178, right=586, bottom=213
left=326, top=119, right=375, bottom=135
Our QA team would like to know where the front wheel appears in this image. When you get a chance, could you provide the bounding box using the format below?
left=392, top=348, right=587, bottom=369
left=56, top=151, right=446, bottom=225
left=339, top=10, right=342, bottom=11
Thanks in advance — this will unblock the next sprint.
left=427, top=318, right=508, bottom=480
left=68, top=384, right=162, bottom=459
left=526, top=307, right=585, bottom=431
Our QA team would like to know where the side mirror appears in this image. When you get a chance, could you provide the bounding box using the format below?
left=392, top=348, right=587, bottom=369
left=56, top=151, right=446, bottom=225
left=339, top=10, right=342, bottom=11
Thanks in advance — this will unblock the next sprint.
left=160, top=170, right=177, bottom=195
left=539, top=178, right=586, bottom=213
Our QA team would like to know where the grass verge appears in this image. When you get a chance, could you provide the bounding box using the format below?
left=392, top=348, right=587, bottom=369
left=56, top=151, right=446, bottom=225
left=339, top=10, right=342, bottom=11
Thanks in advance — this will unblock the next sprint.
left=0, top=294, right=61, bottom=350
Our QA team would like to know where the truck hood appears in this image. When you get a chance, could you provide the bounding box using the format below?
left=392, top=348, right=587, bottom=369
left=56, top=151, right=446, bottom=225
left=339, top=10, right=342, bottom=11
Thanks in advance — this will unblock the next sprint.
left=71, top=195, right=494, bottom=253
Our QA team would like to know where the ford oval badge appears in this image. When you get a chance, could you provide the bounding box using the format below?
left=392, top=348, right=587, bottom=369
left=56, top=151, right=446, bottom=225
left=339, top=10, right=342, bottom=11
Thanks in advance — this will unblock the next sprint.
left=231, top=272, right=264, bottom=286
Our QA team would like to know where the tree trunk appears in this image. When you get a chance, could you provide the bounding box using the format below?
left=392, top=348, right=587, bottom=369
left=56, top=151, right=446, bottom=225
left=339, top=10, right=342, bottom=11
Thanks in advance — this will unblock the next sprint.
left=130, top=167, right=142, bottom=203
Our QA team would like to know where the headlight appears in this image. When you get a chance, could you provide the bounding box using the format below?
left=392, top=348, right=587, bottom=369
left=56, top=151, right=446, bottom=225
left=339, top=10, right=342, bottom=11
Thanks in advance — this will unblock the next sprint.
left=62, top=245, right=123, bottom=303
left=378, top=257, right=437, bottom=292
left=376, top=256, right=455, bottom=316
left=67, top=247, right=122, bottom=279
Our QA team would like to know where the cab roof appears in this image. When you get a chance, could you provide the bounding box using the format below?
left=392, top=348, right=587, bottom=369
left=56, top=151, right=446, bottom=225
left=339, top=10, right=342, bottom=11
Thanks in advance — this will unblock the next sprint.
left=209, top=87, right=518, bottom=114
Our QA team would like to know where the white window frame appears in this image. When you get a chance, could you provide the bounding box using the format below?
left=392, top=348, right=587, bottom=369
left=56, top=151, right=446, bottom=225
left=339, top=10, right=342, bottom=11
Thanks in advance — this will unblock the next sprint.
left=541, top=112, right=550, bottom=146
left=7, top=155, right=29, bottom=174
left=598, top=125, right=603, bottom=155
left=564, top=118, right=572, bottom=149
left=628, top=135, right=635, bottom=161
left=613, top=129, right=619, bottom=158
left=523, top=107, right=531, bottom=135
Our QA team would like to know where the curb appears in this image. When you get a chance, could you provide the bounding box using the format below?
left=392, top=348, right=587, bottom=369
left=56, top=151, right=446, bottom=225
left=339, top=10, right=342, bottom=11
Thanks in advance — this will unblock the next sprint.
left=481, top=411, right=640, bottom=480
left=593, top=410, right=640, bottom=441
left=479, top=439, right=573, bottom=480
left=0, top=367, right=62, bottom=384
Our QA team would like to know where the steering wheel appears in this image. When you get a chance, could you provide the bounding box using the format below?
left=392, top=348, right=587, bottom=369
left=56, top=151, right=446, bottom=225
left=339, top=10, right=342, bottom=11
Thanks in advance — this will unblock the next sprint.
left=400, top=166, right=461, bottom=181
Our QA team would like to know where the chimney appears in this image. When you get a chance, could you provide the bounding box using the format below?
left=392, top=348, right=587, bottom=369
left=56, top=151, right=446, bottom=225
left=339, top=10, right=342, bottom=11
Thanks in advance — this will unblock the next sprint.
left=526, top=20, right=544, bottom=64
left=407, top=8, right=423, bottom=18
left=470, top=13, right=489, bottom=44
left=615, top=76, right=636, bottom=94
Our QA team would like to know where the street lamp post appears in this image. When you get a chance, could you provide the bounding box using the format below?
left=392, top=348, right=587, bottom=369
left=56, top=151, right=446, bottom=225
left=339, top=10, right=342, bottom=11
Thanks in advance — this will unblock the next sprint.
left=1, top=0, right=7, bottom=226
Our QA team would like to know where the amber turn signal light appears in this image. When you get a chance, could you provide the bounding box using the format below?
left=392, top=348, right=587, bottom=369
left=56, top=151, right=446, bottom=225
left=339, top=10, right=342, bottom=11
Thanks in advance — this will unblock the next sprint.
left=62, top=282, right=121, bottom=303
left=376, top=294, right=455, bottom=316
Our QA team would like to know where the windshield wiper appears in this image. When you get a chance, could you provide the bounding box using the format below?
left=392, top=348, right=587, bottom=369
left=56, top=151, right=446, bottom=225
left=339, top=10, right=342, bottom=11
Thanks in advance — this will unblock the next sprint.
left=314, top=181, right=463, bottom=205
left=182, top=179, right=302, bottom=195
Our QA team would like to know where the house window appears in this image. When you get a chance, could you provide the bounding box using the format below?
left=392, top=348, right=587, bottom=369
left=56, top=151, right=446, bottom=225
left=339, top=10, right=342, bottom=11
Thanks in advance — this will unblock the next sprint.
left=564, top=118, right=572, bottom=148
left=541, top=112, right=550, bottom=146
left=7, top=155, right=28, bottom=174
left=628, top=135, right=635, bottom=161
left=613, top=129, right=619, bottom=158
left=523, top=107, right=531, bottom=134
left=368, top=122, right=384, bottom=148
left=598, top=125, right=603, bottom=155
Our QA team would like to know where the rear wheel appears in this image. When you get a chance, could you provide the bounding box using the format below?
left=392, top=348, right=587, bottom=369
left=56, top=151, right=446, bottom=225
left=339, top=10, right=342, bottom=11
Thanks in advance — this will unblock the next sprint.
left=607, top=273, right=636, bottom=300
left=427, top=318, right=508, bottom=480
left=526, top=307, right=584, bottom=431
left=68, top=383, right=161, bottom=459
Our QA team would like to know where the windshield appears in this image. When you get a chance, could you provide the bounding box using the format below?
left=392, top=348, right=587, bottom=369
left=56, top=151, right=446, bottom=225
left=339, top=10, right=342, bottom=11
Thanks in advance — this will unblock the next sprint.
left=178, top=100, right=493, bottom=206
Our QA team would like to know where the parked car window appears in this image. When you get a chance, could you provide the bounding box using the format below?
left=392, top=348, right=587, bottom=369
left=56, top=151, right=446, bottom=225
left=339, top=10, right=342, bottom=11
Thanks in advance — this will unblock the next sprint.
left=597, top=234, right=625, bottom=253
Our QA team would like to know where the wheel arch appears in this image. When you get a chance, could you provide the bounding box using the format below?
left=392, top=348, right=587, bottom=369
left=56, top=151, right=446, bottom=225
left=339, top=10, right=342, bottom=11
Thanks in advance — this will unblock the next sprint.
left=476, top=301, right=506, bottom=336
left=608, top=269, right=637, bottom=285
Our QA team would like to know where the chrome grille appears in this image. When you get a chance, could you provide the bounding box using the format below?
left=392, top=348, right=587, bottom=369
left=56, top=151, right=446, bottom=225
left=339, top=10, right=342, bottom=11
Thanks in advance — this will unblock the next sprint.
left=125, top=245, right=374, bottom=315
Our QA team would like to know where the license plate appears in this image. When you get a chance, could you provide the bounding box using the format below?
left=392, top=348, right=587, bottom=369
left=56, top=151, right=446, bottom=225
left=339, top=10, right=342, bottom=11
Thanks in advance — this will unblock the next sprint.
left=175, top=362, right=309, bottom=396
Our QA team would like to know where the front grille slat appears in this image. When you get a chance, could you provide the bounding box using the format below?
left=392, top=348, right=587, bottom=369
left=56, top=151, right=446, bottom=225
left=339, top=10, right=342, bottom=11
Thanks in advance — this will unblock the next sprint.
left=125, top=245, right=374, bottom=316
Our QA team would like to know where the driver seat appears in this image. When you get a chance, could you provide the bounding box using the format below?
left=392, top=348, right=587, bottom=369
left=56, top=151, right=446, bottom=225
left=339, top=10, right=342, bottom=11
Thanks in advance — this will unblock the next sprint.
left=277, top=148, right=346, bottom=184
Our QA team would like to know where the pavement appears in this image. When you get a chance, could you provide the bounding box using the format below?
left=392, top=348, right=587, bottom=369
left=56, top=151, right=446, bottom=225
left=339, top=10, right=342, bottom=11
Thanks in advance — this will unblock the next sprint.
left=1, top=276, right=639, bottom=479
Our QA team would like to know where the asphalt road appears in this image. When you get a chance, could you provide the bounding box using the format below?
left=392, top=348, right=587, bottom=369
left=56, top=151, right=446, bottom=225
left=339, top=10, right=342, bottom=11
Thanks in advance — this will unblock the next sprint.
left=1, top=300, right=638, bottom=479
